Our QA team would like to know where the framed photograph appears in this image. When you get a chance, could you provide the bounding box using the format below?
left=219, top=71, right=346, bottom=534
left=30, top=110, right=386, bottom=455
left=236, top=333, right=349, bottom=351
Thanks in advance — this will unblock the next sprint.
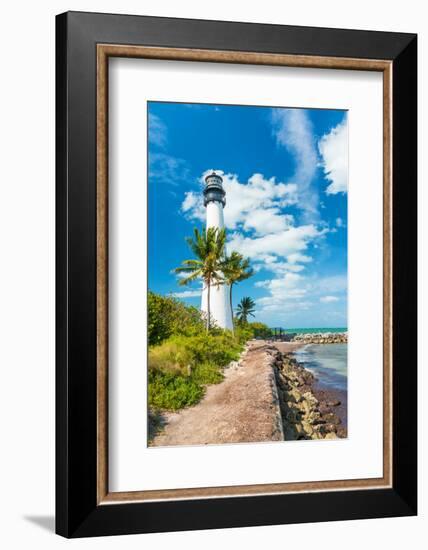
left=56, top=11, right=417, bottom=538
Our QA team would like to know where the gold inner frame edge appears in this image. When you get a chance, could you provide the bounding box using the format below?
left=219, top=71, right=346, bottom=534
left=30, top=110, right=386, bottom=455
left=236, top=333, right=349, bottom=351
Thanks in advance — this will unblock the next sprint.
left=96, top=44, right=393, bottom=505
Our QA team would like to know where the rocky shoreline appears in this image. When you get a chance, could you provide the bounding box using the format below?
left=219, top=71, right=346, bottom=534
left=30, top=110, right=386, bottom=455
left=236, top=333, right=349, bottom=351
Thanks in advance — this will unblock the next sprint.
left=291, top=332, right=347, bottom=344
left=267, top=345, right=346, bottom=440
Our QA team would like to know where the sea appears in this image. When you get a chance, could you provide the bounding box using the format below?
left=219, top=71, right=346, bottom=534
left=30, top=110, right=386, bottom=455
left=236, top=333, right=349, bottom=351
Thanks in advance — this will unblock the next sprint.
left=282, top=327, right=347, bottom=335
left=293, top=342, right=348, bottom=393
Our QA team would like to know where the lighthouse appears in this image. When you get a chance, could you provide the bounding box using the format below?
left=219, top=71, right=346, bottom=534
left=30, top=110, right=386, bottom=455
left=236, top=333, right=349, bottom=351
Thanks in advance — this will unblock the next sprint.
left=201, top=173, right=233, bottom=330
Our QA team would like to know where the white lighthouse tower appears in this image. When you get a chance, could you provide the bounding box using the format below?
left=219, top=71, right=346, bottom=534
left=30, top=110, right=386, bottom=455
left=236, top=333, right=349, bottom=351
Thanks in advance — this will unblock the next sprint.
left=201, top=173, right=233, bottom=330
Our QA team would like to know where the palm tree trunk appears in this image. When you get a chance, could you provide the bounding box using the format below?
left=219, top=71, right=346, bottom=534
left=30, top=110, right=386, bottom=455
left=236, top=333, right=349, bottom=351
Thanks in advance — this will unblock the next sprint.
left=207, top=279, right=211, bottom=333
left=229, top=283, right=234, bottom=335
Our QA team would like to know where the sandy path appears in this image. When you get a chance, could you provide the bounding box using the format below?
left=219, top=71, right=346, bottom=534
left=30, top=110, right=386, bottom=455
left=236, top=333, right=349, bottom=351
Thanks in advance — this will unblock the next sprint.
left=150, top=341, right=284, bottom=447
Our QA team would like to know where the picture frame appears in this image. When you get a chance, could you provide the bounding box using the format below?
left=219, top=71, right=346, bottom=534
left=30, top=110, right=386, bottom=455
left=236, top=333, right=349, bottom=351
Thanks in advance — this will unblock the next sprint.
left=56, top=11, right=417, bottom=538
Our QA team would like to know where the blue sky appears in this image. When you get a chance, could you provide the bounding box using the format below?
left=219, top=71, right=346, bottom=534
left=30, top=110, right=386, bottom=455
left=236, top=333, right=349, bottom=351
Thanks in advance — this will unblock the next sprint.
left=148, top=101, right=348, bottom=328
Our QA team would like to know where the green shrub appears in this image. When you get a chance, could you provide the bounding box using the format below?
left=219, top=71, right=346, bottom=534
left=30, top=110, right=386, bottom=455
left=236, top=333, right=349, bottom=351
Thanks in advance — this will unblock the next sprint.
left=172, top=333, right=241, bottom=367
left=148, top=340, right=193, bottom=375
left=148, top=294, right=254, bottom=412
left=148, top=291, right=204, bottom=346
left=247, top=321, right=272, bottom=339
left=191, top=362, right=224, bottom=385
left=235, top=324, right=254, bottom=343
left=148, top=370, right=204, bottom=410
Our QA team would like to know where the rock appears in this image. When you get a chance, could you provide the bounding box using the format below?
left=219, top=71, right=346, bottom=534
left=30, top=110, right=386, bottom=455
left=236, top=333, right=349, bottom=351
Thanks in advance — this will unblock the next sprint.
left=324, top=423, right=337, bottom=433
left=322, top=412, right=341, bottom=425
left=294, top=424, right=305, bottom=436
left=274, top=345, right=345, bottom=442
left=306, top=410, right=322, bottom=424
left=315, top=423, right=337, bottom=435
left=289, top=388, right=302, bottom=403
left=302, top=422, right=314, bottom=436
left=296, top=376, right=306, bottom=387
left=336, top=427, right=347, bottom=438
left=301, top=400, right=312, bottom=415
left=302, top=392, right=319, bottom=407
left=318, top=403, right=331, bottom=415
left=291, top=332, right=347, bottom=345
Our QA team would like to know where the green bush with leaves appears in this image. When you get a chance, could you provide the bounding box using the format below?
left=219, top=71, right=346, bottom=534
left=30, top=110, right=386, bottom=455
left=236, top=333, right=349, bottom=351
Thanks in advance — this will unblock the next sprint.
left=148, top=291, right=255, bottom=413
left=247, top=321, right=272, bottom=339
left=148, top=340, right=193, bottom=375
left=173, top=333, right=242, bottom=367
left=148, top=333, right=241, bottom=372
left=235, top=324, right=254, bottom=343
left=148, top=369, right=204, bottom=410
left=148, top=331, right=244, bottom=411
left=148, top=291, right=205, bottom=346
left=191, top=362, right=224, bottom=385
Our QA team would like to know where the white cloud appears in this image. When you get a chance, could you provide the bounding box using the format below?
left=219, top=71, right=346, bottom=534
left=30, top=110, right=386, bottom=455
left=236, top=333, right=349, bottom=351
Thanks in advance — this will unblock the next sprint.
left=270, top=262, right=306, bottom=274
left=182, top=170, right=297, bottom=235
left=148, top=113, right=167, bottom=148
left=256, top=273, right=347, bottom=322
left=228, top=224, right=321, bottom=260
left=336, top=217, right=344, bottom=228
left=271, top=108, right=319, bottom=222
left=316, top=274, right=347, bottom=294
left=182, top=191, right=205, bottom=220
left=319, top=117, right=348, bottom=195
left=256, top=272, right=309, bottom=314
left=149, top=153, right=190, bottom=186
left=288, top=252, right=312, bottom=264
left=320, top=295, right=339, bottom=303
left=171, top=289, right=202, bottom=298
left=242, top=207, right=294, bottom=235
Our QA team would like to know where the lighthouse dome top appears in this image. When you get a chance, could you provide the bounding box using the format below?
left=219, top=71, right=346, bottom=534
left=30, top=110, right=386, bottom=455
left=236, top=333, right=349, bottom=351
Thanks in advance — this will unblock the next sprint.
left=204, top=172, right=223, bottom=187
left=203, top=172, right=226, bottom=207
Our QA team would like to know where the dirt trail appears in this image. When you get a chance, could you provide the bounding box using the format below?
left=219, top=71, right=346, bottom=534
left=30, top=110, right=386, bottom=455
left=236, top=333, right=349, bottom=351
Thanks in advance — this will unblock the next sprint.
left=150, top=341, right=284, bottom=447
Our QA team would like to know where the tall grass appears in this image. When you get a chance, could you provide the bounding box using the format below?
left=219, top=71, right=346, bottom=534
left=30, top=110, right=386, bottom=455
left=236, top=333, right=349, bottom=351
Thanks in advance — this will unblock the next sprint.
left=148, top=332, right=244, bottom=411
left=147, top=291, right=257, bottom=412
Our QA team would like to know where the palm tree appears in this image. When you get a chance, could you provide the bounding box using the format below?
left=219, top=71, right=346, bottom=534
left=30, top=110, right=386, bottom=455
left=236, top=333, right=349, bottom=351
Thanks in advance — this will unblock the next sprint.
left=174, top=227, right=226, bottom=332
left=221, top=252, right=253, bottom=334
left=236, top=297, right=256, bottom=325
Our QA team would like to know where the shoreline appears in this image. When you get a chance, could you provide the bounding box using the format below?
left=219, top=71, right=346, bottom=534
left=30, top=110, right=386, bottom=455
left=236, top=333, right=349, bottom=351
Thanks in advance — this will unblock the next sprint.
left=268, top=341, right=347, bottom=439
left=149, top=340, right=347, bottom=446
left=293, top=343, right=348, bottom=433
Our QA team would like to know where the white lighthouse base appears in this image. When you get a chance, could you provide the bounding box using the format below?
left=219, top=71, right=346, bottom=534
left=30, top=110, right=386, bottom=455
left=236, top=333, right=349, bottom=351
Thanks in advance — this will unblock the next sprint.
left=201, top=282, right=233, bottom=330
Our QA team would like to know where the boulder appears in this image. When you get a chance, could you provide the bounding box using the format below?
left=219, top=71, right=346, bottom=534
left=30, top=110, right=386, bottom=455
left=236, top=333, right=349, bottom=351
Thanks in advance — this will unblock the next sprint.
left=322, top=412, right=341, bottom=425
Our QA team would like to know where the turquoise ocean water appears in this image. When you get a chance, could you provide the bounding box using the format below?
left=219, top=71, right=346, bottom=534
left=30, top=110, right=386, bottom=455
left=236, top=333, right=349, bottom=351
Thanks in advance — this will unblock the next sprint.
left=280, top=327, right=347, bottom=334
left=293, top=343, right=348, bottom=392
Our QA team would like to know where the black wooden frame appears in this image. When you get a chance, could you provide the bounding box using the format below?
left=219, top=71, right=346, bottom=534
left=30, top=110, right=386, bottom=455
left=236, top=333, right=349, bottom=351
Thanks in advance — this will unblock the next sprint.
left=56, top=11, right=417, bottom=538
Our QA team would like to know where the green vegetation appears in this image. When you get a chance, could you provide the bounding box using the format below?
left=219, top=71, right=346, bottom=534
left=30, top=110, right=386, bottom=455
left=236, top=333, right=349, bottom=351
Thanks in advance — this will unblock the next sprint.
left=247, top=321, right=273, bottom=339
left=148, top=291, right=204, bottom=346
left=148, top=293, right=249, bottom=411
left=148, top=370, right=204, bottom=411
